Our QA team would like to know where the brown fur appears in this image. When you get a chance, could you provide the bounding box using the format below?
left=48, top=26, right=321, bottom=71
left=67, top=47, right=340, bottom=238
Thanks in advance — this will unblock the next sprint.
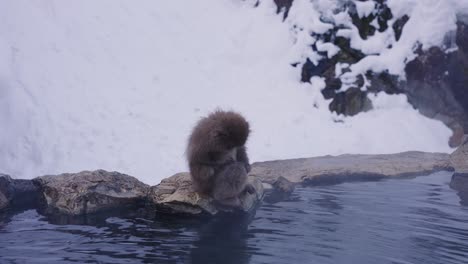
left=186, top=110, right=253, bottom=207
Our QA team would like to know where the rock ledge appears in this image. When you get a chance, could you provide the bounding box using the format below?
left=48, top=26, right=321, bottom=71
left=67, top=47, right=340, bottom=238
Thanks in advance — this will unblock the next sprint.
left=449, top=136, right=468, bottom=205
left=250, top=151, right=453, bottom=185
left=146, top=173, right=264, bottom=216
left=33, top=170, right=149, bottom=215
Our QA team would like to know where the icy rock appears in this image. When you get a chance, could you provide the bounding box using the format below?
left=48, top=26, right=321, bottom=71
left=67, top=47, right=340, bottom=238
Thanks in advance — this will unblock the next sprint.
left=33, top=170, right=149, bottom=215
left=146, top=173, right=264, bottom=216
left=250, top=151, right=453, bottom=185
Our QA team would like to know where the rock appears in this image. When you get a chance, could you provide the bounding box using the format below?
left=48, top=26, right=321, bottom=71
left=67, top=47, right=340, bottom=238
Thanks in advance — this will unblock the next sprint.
left=450, top=135, right=468, bottom=175
left=250, top=151, right=452, bottom=185
left=393, top=15, right=409, bottom=41
left=0, top=174, right=13, bottom=210
left=264, top=176, right=296, bottom=204
left=449, top=136, right=468, bottom=205
left=403, top=45, right=468, bottom=146
left=272, top=176, right=295, bottom=194
left=11, top=179, right=40, bottom=208
left=0, top=192, right=7, bottom=211
left=146, top=172, right=264, bottom=216
left=33, top=170, right=149, bottom=215
left=0, top=174, right=38, bottom=211
left=449, top=124, right=465, bottom=148
left=450, top=174, right=468, bottom=192
left=450, top=172, right=468, bottom=206
left=328, top=87, right=373, bottom=116
left=273, top=0, right=293, bottom=19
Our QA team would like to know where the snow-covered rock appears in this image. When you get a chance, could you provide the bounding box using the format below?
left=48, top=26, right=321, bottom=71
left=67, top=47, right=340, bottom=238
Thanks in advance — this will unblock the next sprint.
left=297, top=0, right=468, bottom=147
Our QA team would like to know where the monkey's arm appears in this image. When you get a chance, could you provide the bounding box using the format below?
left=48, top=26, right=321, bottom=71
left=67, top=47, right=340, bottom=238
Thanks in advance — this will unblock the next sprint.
left=190, top=163, right=215, bottom=196
left=236, top=146, right=251, bottom=173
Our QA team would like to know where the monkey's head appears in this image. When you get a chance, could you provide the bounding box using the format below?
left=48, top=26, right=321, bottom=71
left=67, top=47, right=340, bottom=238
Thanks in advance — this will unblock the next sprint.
left=210, top=110, right=250, bottom=149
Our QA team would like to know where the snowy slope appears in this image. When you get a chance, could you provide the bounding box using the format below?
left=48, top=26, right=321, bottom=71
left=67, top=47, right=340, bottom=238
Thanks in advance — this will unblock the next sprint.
left=0, top=0, right=454, bottom=184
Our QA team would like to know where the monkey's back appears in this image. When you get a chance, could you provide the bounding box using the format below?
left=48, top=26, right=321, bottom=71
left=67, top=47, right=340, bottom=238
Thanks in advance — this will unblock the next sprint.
left=186, top=110, right=249, bottom=163
left=186, top=110, right=250, bottom=197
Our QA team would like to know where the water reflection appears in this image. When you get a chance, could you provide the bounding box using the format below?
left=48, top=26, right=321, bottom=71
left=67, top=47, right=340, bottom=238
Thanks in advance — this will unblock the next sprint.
left=189, top=212, right=254, bottom=264
left=1, top=172, right=467, bottom=264
left=449, top=173, right=468, bottom=206
left=457, top=191, right=468, bottom=206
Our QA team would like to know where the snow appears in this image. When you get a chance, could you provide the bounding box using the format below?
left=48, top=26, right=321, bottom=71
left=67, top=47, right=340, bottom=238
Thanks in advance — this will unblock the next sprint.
left=0, top=0, right=455, bottom=185
left=354, top=0, right=376, bottom=19
left=316, top=41, right=340, bottom=58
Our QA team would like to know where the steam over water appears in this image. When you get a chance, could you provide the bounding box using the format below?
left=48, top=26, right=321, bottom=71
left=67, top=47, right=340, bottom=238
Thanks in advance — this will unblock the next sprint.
left=1, top=172, right=467, bottom=263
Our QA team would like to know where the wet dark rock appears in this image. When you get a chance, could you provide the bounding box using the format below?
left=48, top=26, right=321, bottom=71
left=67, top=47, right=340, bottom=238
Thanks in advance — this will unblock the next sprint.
left=273, top=0, right=293, bottom=20
left=450, top=174, right=468, bottom=192
left=0, top=192, right=7, bottom=210
left=0, top=174, right=12, bottom=210
left=450, top=136, right=468, bottom=204
left=250, top=151, right=453, bottom=186
left=33, top=170, right=149, bottom=216
left=393, top=15, right=409, bottom=41
left=368, top=22, right=468, bottom=146
left=449, top=125, right=466, bottom=148
left=146, top=173, right=264, bottom=216
left=450, top=135, right=468, bottom=176
left=272, top=176, right=295, bottom=194
left=329, top=87, right=373, bottom=116
left=366, top=71, right=402, bottom=94
left=264, top=176, right=296, bottom=203
left=402, top=37, right=468, bottom=147
left=335, top=37, right=367, bottom=63
left=301, top=58, right=335, bottom=83
left=456, top=21, right=468, bottom=53
left=0, top=175, right=39, bottom=211
left=451, top=175, right=468, bottom=206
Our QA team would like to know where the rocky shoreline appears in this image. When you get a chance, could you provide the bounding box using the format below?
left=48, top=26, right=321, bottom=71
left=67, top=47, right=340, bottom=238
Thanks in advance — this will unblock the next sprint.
left=250, top=151, right=452, bottom=185
left=448, top=136, right=468, bottom=205
left=1, top=137, right=467, bottom=218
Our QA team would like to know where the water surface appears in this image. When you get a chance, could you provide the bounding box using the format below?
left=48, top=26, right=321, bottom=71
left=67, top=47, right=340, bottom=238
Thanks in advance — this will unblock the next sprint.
left=1, top=172, right=467, bottom=264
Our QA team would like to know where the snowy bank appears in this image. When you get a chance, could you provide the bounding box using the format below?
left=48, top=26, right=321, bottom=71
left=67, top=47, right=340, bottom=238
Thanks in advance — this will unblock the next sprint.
left=0, top=0, right=456, bottom=185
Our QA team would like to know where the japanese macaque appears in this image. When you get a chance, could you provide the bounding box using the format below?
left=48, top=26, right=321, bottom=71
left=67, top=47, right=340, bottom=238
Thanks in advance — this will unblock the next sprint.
left=186, top=110, right=254, bottom=207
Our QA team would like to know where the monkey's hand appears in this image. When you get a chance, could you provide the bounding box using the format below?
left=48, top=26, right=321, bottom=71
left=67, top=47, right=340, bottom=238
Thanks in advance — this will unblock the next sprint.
left=244, top=183, right=255, bottom=194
